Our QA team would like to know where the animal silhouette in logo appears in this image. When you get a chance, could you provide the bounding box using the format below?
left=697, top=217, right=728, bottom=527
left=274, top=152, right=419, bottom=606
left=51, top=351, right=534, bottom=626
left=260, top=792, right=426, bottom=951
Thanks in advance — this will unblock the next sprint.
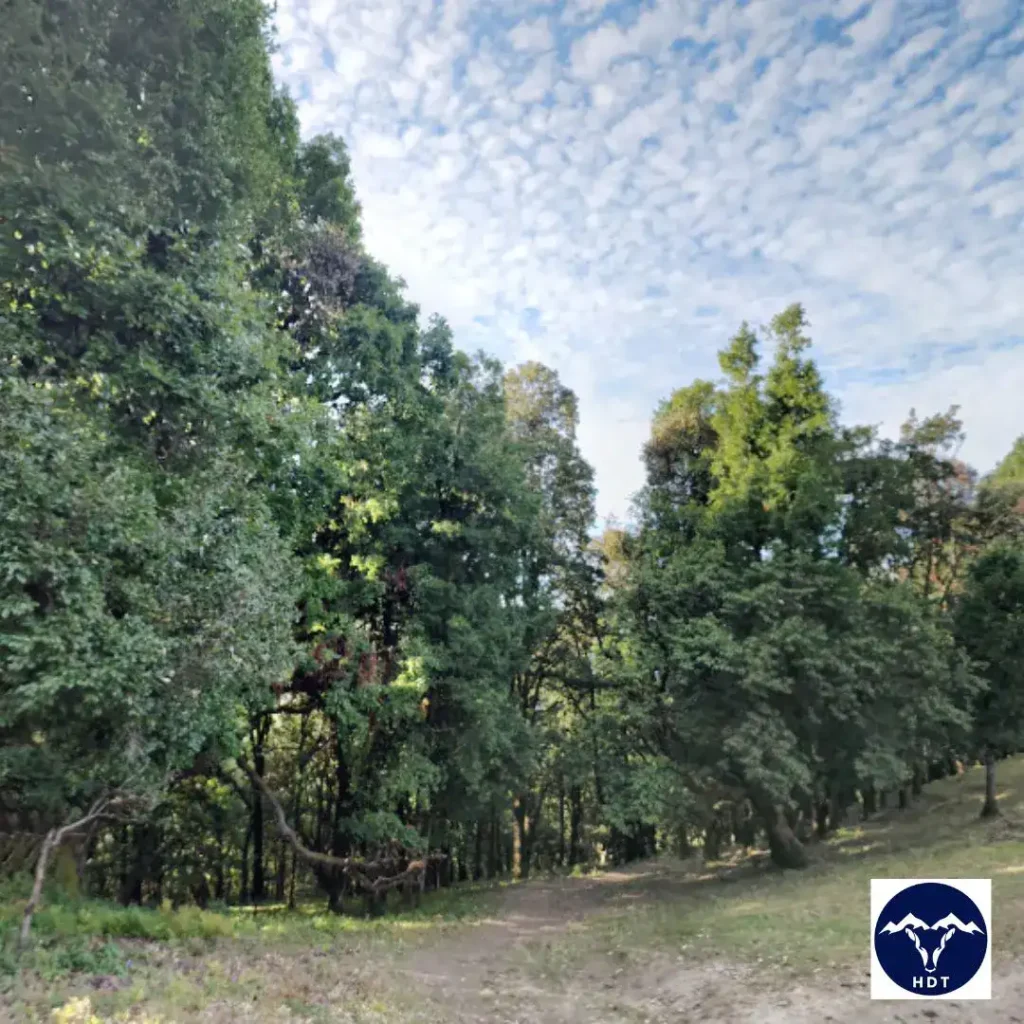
left=873, top=882, right=988, bottom=996
left=878, top=913, right=984, bottom=973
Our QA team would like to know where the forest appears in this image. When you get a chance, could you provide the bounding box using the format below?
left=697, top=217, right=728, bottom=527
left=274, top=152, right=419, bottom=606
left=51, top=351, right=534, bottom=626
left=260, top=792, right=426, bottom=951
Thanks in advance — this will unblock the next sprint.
left=2, top=0, right=1024, bottom=957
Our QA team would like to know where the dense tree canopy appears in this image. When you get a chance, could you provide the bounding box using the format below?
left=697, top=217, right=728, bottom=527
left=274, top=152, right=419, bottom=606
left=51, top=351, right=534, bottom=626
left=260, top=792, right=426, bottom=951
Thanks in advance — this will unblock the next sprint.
left=3, top=0, right=1023, bottom=932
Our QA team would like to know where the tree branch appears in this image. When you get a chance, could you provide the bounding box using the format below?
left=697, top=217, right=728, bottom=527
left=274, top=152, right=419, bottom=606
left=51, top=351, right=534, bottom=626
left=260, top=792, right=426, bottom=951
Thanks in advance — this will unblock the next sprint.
left=19, top=794, right=139, bottom=950
left=238, top=761, right=447, bottom=900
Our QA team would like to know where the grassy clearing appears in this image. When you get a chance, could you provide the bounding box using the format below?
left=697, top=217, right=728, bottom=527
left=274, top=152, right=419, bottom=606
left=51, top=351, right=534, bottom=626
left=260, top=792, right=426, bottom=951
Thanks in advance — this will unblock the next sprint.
left=6, top=760, right=1024, bottom=1021
left=532, top=756, right=1024, bottom=986
left=0, top=881, right=502, bottom=1022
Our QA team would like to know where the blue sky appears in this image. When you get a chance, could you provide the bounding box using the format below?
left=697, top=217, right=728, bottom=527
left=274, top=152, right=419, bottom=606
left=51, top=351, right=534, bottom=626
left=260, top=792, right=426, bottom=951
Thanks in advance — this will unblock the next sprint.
left=271, top=0, right=1024, bottom=527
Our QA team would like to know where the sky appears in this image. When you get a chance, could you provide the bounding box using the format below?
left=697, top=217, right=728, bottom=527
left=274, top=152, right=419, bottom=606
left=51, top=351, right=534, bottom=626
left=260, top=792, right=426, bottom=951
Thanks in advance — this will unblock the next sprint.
left=270, top=0, right=1024, bottom=528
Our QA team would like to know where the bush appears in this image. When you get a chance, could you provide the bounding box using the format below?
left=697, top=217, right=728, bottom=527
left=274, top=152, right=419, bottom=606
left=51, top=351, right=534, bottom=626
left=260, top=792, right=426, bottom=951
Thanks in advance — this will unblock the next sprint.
left=1, top=894, right=237, bottom=947
left=37, top=938, right=126, bottom=982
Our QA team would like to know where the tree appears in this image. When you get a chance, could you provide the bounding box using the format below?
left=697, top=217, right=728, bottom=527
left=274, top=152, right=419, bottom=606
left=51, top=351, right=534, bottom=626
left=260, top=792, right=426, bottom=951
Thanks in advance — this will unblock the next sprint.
left=621, top=306, right=976, bottom=868
left=955, top=543, right=1024, bottom=817
left=1, top=0, right=310, bottom=919
left=502, top=362, right=598, bottom=876
left=976, top=437, right=1024, bottom=546
left=989, top=437, right=1024, bottom=492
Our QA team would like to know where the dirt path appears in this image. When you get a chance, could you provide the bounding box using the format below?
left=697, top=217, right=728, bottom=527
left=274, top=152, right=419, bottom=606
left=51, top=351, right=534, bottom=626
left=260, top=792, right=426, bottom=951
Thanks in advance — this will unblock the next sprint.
left=399, top=869, right=645, bottom=1020
left=392, top=866, right=1024, bottom=1024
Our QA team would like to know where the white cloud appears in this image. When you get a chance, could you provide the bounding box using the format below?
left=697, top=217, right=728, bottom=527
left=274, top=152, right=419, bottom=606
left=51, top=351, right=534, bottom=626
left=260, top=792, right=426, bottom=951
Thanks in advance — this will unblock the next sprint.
left=509, top=18, right=553, bottom=52
left=272, top=0, right=1024, bottom=524
left=848, top=0, right=896, bottom=51
left=960, top=0, right=1016, bottom=23
left=841, top=346, right=1024, bottom=476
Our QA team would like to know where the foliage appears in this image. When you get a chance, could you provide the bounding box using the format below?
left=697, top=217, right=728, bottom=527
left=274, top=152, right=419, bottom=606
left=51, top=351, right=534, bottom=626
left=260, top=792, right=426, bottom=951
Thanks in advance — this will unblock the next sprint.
left=956, top=542, right=1024, bottom=755
left=2, top=0, right=1023, bottom=964
left=616, top=307, right=981, bottom=866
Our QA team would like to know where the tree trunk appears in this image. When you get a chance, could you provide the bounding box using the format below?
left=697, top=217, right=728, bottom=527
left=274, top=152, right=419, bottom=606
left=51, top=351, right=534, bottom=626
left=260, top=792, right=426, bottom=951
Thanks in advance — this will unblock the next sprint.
left=511, top=797, right=523, bottom=880
left=911, top=766, right=924, bottom=797
left=20, top=798, right=126, bottom=949
left=981, top=749, right=1000, bottom=818
left=568, top=786, right=582, bottom=866
left=363, top=888, right=387, bottom=918
left=251, top=799, right=264, bottom=902
left=703, top=822, right=721, bottom=862
left=557, top=776, right=566, bottom=868
left=19, top=829, right=57, bottom=950
left=642, top=823, right=657, bottom=858
left=798, top=796, right=815, bottom=841
left=288, top=848, right=298, bottom=910
left=119, top=824, right=155, bottom=906
left=251, top=721, right=268, bottom=904
left=326, top=733, right=354, bottom=912
left=521, top=792, right=545, bottom=879
left=898, top=787, right=909, bottom=810
left=314, top=775, right=326, bottom=853
left=862, top=786, right=877, bottom=818
left=676, top=825, right=691, bottom=858
left=735, top=801, right=758, bottom=848
left=275, top=839, right=287, bottom=901
left=758, top=802, right=808, bottom=870
left=473, top=821, right=483, bottom=881
left=213, top=814, right=226, bottom=902
left=285, top=714, right=308, bottom=909
left=487, top=813, right=499, bottom=878
left=68, top=823, right=98, bottom=899
left=815, top=799, right=829, bottom=839
left=240, top=818, right=252, bottom=905
left=830, top=789, right=849, bottom=829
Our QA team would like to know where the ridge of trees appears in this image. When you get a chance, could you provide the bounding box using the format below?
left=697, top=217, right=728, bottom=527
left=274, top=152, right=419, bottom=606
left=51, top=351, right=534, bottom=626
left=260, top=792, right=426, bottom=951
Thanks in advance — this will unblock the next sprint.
left=2, top=0, right=1023, bottom=932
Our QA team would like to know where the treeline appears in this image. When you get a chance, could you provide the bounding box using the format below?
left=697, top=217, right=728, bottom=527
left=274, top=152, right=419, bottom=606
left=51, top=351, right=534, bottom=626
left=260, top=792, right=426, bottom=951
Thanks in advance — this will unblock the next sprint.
left=1, top=0, right=1023, bottom=927
left=610, top=315, right=1024, bottom=868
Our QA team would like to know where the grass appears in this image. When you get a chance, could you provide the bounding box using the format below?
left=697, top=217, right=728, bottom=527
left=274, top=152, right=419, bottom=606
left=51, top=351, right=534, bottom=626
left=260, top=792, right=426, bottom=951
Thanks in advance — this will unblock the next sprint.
left=0, top=879, right=496, bottom=944
left=5, top=759, right=1024, bottom=1021
left=534, top=756, right=1024, bottom=985
left=0, top=881, right=502, bottom=1022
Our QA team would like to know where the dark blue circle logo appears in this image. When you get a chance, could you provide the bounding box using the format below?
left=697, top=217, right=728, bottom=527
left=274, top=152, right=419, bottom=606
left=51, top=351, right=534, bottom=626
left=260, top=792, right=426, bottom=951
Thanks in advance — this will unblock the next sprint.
left=874, top=882, right=987, bottom=996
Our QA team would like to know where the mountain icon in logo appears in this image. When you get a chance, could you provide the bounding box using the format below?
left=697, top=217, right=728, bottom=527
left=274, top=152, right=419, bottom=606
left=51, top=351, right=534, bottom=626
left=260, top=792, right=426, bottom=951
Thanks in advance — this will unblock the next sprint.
left=872, top=882, right=989, bottom=997
left=879, top=913, right=984, bottom=936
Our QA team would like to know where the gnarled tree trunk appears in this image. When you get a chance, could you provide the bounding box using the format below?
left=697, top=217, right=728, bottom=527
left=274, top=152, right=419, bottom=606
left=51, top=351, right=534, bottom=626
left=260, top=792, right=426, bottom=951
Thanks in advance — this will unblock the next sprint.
left=753, top=797, right=808, bottom=870
left=20, top=796, right=131, bottom=950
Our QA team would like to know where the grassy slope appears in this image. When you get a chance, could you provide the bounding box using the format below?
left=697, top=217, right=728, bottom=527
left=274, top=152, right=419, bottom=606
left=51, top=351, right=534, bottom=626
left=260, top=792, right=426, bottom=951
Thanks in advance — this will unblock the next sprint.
left=541, top=756, right=1024, bottom=986
left=5, top=757, right=1024, bottom=1021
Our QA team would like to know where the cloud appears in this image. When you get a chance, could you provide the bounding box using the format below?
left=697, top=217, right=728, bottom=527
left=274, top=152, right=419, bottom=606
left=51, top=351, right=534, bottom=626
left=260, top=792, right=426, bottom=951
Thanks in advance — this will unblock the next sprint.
left=509, top=17, right=554, bottom=52
left=841, top=343, right=1024, bottom=475
left=848, top=0, right=896, bottom=50
left=271, top=0, right=1024, bottom=526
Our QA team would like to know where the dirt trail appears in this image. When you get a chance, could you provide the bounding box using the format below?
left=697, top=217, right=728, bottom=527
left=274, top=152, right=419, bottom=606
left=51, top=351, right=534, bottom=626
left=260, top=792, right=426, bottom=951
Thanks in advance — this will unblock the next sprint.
left=394, top=866, right=1024, bottom=1024
left=400, top=869, right=645, bottom=1020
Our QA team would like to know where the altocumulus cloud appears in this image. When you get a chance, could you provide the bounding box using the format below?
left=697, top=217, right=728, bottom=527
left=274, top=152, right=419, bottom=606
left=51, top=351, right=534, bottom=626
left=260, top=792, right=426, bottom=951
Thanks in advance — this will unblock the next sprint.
left=272, top=0, right=1024, bottom=527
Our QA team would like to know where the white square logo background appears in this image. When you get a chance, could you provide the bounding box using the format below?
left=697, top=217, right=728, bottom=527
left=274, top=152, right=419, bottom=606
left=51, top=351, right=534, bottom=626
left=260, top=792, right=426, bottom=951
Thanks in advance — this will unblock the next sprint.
left=870, top=878, right=992, bottom=1000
